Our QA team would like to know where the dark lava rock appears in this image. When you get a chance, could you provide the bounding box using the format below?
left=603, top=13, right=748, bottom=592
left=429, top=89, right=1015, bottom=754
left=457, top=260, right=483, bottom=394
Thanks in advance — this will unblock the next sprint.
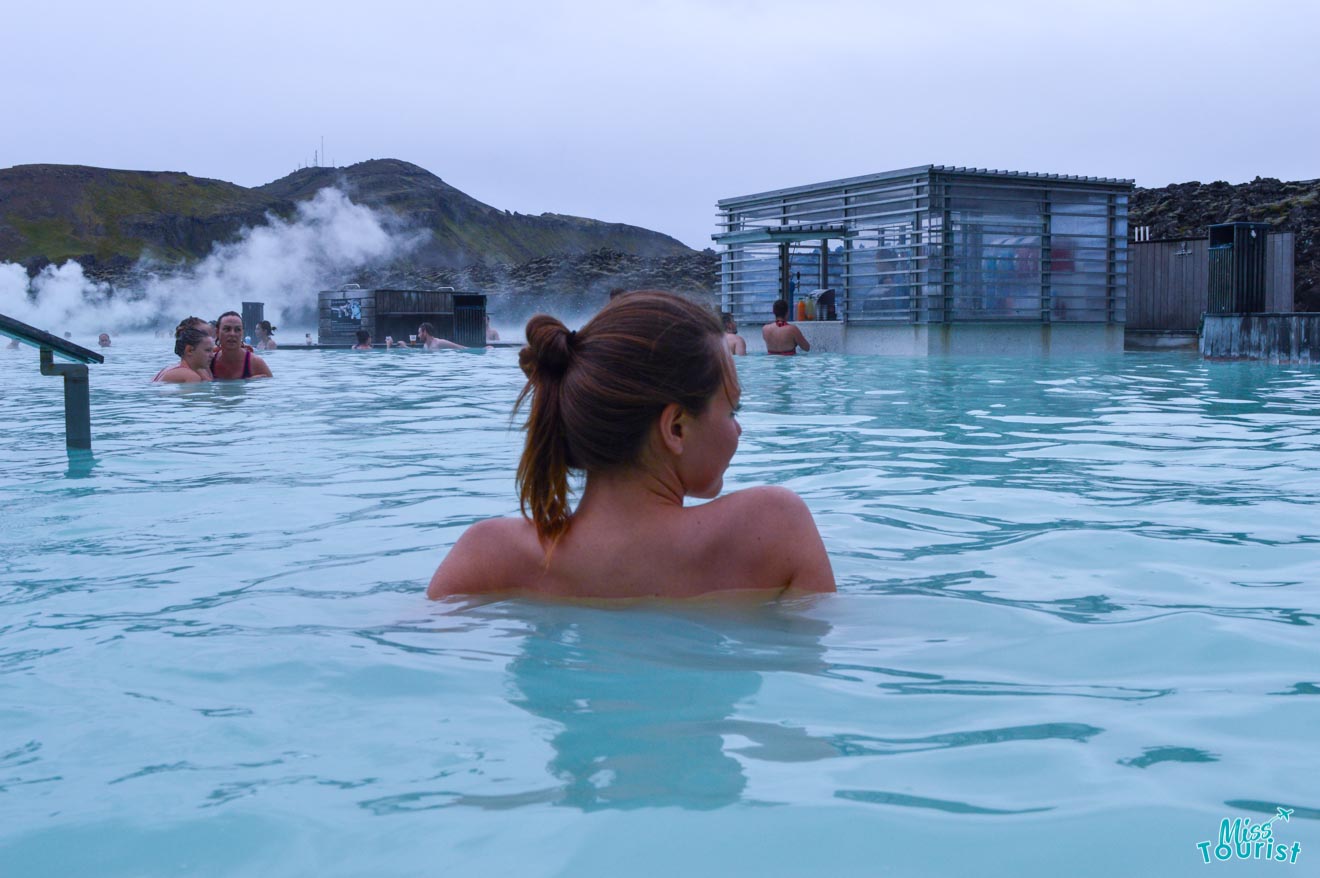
left=1131, top=176, right=1320, bottom=311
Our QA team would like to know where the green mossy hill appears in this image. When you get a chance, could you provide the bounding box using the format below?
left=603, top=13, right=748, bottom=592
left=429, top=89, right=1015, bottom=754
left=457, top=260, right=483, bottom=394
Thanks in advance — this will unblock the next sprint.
left=1131, top=176, right=1320, bottom=311
left=0, top=164, right=274, bottom=271
left=0, top=158, right=694, bottom=276
left=256, top=159, right=691, bottom=266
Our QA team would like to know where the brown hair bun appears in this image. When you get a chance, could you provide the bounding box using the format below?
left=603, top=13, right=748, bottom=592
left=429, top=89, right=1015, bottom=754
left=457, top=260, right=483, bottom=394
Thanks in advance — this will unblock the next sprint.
left=520, top=315, right=575, bottom=381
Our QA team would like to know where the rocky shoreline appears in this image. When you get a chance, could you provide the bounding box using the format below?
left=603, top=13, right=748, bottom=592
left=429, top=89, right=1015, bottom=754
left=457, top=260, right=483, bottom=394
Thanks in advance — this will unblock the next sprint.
left=352, top=247, right=720, bottom=308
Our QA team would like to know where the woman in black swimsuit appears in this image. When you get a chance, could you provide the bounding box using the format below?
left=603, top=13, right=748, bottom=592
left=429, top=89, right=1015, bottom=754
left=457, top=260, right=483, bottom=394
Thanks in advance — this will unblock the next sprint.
left=211, top=311, right=273, bottom=379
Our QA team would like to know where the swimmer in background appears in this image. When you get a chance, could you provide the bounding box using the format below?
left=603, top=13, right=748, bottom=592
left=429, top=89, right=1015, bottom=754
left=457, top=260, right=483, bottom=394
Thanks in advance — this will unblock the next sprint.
left=153, top=327, right=214, bottom=383
left=98, top=333, right=112, bottom=348
left=762, top=300, right=810, bottom=356
left=352, top=329, right=373, bottom=350
left=418, top=322, right=463, bottom=350
left=722, top=313, right=747, bottom=356
left=211, top=311, right=273, bottom=379
left=428, top=290, right=835, bottom=600
left=305, top=333, right=313, bottom=346
left=254, top=320, right=278, bottom=351
left=486, top=315, right=500, bottom=342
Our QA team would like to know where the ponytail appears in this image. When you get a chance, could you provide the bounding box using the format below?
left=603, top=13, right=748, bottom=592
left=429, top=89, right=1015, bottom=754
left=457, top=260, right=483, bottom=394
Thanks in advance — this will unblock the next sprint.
left=516, top=315, right=576, bottom=541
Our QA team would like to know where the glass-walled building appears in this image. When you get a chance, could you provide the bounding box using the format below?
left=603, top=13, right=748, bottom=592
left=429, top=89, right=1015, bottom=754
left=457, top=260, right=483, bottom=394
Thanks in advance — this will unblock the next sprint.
left=714, top=165, right=1133, bottom=354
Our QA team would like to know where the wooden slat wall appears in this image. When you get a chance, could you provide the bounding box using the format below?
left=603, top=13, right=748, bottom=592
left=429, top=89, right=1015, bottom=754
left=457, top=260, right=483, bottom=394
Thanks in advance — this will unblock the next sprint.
left=1266, top=232, right=1295, bottom=312
left=1128, top=233, right=1295, bottom=330
left=1127, top=239, right=1206, bottom=329
left=317, top=291, right=374, bottom=345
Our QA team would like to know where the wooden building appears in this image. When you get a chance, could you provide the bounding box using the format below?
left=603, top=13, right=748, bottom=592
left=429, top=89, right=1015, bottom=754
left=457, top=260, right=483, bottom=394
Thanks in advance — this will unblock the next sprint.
left=317, top=286, right=487, bottom=347
left=1127, top=232, right=1294, bottom=332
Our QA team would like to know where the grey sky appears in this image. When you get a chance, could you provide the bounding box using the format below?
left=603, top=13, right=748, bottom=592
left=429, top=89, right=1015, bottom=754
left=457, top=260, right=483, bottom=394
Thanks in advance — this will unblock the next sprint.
left=4, top=0, right=1317, bottom=249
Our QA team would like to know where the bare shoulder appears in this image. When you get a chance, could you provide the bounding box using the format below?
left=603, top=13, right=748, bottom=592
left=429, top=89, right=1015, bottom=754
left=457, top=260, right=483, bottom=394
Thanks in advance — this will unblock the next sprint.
left=705, top=487, right=835, bottom=593
left=428, top=517, right=539, bottom=599
left=691, top=486, right=816, bottom=553
left=155, top=366, right=199, bottom=383
left=250, top=354, right=273, bottom=377
left=718, top=485, right=813, bottom=523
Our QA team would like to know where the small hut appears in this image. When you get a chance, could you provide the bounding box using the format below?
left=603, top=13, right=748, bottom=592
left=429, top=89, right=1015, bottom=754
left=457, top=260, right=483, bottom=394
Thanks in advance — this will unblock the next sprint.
left=317, top=286, right=487, bottom=346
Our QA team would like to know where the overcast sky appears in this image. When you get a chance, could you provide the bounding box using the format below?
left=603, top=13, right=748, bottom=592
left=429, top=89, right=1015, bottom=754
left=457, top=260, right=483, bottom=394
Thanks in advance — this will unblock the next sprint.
left=4, top=0, right=1317, bottom=249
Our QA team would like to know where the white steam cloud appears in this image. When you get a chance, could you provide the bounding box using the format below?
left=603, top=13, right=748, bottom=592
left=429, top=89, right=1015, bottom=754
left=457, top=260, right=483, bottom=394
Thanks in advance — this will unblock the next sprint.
left=0, top=188, right=423, bottom=335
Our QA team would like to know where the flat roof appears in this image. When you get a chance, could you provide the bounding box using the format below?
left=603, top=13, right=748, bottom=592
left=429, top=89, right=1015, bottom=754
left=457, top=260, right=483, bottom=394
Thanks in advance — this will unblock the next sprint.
left=712, top=223, right=854, bottom=245
left=718, top=164, right=1135, bottom=208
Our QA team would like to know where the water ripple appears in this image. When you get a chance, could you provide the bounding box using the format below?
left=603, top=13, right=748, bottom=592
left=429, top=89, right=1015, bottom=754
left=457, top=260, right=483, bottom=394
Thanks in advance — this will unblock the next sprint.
left=2, top=342, right=1319, bottom=868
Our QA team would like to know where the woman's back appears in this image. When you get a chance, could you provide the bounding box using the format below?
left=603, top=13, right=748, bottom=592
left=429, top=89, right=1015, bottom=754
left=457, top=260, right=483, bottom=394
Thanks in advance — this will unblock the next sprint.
left=427, top=291, right=835, bottom=601
left=429, top=485, right=831, bottom=599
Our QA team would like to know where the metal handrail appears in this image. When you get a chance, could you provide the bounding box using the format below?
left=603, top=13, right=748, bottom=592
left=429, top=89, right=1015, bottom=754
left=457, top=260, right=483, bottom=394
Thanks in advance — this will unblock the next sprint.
left=1, top=312, right=102, bottom=450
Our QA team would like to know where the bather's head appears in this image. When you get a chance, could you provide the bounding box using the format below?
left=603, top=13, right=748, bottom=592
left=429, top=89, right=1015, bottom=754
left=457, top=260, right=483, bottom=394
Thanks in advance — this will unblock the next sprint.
left=175, top=316, right=211, bottom=339
left=516, top=290, right=734, bottom=540
left=216, top=312, right=243, bottom=350
left=174, top=326, right=214, bottom=367
left=255, top=320, right=275, bottom=339
left=772, top=299, right=789, bottom=320
left=356, top=329, right=371, bottom=346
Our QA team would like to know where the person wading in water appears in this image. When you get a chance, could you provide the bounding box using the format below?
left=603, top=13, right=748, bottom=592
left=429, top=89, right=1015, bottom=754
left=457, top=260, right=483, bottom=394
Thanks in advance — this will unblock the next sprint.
left=762, top=300, right=810, bottom=356
left=211, top=311, right=273, bottom=379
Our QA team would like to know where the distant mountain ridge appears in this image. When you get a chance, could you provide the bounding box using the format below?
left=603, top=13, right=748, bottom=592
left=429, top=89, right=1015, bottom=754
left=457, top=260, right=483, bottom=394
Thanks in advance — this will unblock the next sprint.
left=0, top=158, right=694, bottom=274
left=8, top=159, right=1311, bottom=312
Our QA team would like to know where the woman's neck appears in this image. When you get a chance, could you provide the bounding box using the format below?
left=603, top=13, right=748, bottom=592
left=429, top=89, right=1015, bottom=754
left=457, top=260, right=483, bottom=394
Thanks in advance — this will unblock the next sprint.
left=578, top=464, right=684, bottom=516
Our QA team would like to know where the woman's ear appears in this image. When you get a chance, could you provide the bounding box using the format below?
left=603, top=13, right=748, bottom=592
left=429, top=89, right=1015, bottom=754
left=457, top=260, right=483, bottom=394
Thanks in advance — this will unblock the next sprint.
left=657, top=402, right=686, bottom=455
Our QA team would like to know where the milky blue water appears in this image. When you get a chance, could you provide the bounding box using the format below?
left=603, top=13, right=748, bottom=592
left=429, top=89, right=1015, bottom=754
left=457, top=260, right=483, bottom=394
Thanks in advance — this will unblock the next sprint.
left=2, top=337, right=1318, bottom=876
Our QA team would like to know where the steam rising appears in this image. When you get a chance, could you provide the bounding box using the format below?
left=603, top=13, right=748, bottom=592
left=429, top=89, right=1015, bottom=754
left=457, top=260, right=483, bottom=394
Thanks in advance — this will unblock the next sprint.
left=0, top=188, right=422, bottom=335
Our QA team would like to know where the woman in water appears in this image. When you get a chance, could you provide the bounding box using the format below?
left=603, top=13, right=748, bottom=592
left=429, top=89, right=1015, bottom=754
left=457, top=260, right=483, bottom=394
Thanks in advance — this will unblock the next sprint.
left=212, top=312, right=273, bottom=379
left=428, top=291, right=834, bottom=599
left=153, top=326, right=214, bottom=383
left=254, top=320, right=278, bottom=350
left=762, top=300, right=810, bottom=355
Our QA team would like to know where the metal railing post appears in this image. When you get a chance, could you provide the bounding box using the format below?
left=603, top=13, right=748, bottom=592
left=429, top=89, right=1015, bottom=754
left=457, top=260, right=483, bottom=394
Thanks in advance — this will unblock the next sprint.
left=40, top=348, right=92, bottom=450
